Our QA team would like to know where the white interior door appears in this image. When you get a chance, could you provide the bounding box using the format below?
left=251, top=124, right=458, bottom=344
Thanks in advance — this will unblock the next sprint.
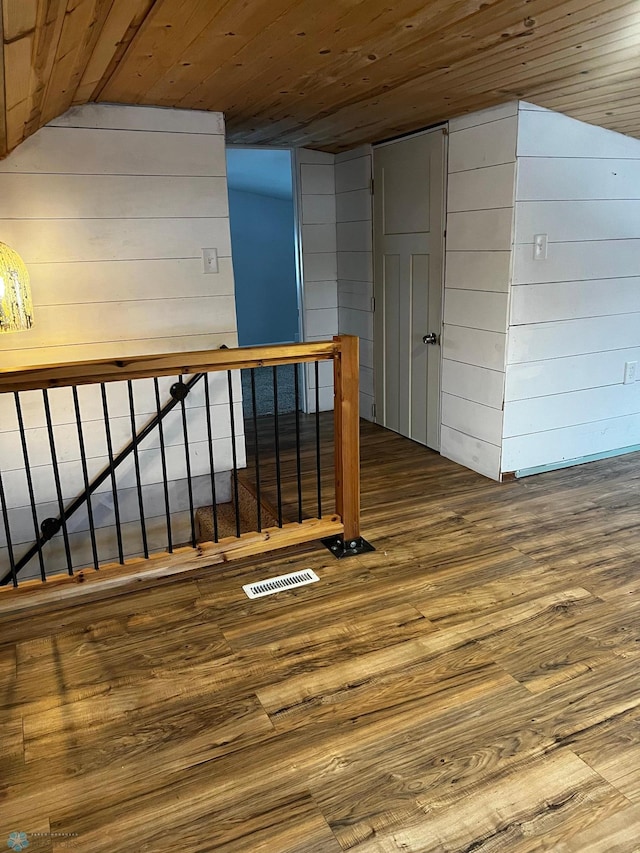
left=373, top=128, right=446, bottom=449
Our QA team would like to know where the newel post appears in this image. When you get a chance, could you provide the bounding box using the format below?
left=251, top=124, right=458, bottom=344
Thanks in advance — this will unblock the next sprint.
left=325, top=335, right=374, bottom=558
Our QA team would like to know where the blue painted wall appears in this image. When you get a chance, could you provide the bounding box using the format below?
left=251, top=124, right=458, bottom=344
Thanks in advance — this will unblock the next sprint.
left=229, top=188, right=299, bottom=346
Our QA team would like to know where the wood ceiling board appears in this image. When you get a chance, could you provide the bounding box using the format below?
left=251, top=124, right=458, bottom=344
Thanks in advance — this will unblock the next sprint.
left=189, top=4, right=596, bottom=137
left=4, top=32, right=34, bottom=150
left=141, top=0, right=310, bottom=108
left=373, top=6, right=635, bottom=121
left=540, top=75, right=640, bottom=108
left=2, top=0, right=38, bottom=42
left=19, top=0, right=67, bottom=141
left=224, top=0, right=637, bottom=147
left=175, top=0, right=493, bottom=115
left=39, top=0, right=116, bottom=126
left=221, top=0, right=591, bottom=133
left=98, top=0, right=240, bottom=104
left=124, top=0, right=380, bottom=111
left=244, top=6, right=637, bottom=148
left=73, top=0, right=156, bottom=104
left=0, top=0, right=6, bottom=156
left=188, top=0, right=514, bottom=128
left=438, top=6, right=639, bottom=93
left=4, top=0, right=640, bottom=155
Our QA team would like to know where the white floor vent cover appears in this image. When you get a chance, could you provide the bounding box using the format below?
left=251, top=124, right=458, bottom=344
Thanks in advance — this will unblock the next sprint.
left=243, top=569, right=320, bottom=599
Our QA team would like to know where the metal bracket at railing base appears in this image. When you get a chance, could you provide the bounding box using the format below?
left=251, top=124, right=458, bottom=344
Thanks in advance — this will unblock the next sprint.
left=322, top=535, right=375, bottom=559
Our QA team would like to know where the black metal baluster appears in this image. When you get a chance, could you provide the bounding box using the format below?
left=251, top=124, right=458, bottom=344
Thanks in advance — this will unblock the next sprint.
left=100, top=384, right=124, bottom=565
left=42, top=389, right=73, bottom=575
left=203, top=375, right=219, bottom=543
left=227, top=370, right=241, bottom=538
left=154, top=378, right=173, bottom=553
left=177, top=377, right=196, bottom=548
left=273, top=366, right=283, bottom=527
left=72, top=387, right=99, bottom=571
left=314, top=361, right=322, bottom=518
left=250, top=368, right=262, bottom=532
left=0, top=375, right=208, bottom=587
left=294, top=365, right=303, bottom=524
left=14, top=392, right=46, bottom=581
left=128, top=380, right=148, bottom=559
left=0, top=466, right=17, bottom=587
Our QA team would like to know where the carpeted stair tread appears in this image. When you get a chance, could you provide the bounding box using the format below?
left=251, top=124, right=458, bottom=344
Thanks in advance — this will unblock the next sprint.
left=195, top=479, right=280, bottom=542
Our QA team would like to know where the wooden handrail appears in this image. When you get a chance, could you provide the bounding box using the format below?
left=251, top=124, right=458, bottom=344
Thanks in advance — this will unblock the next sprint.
left=0, top=340, right=339, bottom=393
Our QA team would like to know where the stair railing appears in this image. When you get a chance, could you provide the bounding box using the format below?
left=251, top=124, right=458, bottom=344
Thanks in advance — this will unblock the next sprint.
left=0, top=372, right=205, bottom=586
left=0, top=337, right=368, bottom=603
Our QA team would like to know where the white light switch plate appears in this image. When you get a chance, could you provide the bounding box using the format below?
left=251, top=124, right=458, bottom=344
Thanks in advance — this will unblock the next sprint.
left=624, top=361, right=637, bottom=385
left=203, top=248, right=219, bottom=274
left=533, top=234, right=548, bottom=260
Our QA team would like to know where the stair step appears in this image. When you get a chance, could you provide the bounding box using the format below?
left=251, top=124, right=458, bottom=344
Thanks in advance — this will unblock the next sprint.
left=195, top=479, right=280, bottom=542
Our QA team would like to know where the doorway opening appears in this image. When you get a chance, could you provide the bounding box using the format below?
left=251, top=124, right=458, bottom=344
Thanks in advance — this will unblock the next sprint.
left=226, top=147, right=303, bottom=417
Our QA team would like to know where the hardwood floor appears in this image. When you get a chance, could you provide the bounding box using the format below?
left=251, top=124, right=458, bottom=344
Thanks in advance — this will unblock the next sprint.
left=2, top=420, right=640, bottom=852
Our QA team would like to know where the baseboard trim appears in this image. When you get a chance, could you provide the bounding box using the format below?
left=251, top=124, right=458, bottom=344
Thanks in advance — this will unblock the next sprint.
left=514, top=443, right=640, bottom=479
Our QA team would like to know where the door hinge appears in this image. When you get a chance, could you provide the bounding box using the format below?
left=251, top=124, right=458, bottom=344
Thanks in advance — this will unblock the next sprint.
left=370, top=178, right=374, bottom=195
left=371, top=402, right=377, bottom=420
left=371, top=296, right=375, bottom=312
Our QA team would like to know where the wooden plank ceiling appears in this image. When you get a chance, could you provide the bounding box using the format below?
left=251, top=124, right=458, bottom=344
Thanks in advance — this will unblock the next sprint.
left=1, top=0, right=640, bottom=156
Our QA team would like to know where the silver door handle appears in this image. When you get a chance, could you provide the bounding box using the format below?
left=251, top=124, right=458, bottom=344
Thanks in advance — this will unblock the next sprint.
left=423, top=333, right=438, bottom=345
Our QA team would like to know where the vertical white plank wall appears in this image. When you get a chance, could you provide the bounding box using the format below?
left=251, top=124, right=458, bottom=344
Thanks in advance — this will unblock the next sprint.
left=335, top=145, right=375, bottom=421
left=502, top=103, right=640, bottom=474
left=297, top=148, right=339, bottom=411
left=0, top=104, right=244, bottom=578
left=440, top=103, right=519, bottom=481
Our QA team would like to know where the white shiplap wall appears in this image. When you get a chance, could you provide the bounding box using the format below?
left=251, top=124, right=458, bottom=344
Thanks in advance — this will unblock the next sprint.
left=335, top=145, right=375, bottom=422
left=441, top=102, right=518, bottom=481
left=503, top=103, right=640, bottom=474
left=297, top=148, right=338, bottom=411
left=0, top=104, right=243, bottom=579
left=0, top=104, right=237, bottom=365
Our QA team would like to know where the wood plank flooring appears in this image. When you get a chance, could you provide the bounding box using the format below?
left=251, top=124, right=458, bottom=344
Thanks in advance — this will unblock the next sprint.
left=2, top=419, right=640, bottom=852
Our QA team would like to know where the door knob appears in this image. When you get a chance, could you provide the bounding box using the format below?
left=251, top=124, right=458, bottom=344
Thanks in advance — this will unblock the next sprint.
left=423, top=332, right=438, bottom=345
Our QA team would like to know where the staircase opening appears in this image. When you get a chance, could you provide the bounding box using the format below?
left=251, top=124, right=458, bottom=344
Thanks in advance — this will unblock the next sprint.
left=0, top=339, right=370, bottom=598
